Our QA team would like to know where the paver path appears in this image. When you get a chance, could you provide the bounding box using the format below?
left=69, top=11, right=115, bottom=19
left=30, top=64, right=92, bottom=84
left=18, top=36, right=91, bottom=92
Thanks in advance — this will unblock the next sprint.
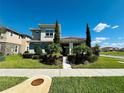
left=63, top=57, right=72, bottom=69
left=0, top=69, right=124, bottom=77
left=100, top=54, right=124, bottom=59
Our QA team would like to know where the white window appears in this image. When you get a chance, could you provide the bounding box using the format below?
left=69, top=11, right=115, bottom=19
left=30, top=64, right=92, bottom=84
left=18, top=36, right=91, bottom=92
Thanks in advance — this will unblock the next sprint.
left=45, top=29, right=54, bottom=37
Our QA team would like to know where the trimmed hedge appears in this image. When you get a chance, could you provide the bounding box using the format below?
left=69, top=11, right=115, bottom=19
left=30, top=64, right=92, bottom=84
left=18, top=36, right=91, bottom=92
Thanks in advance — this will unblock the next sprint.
left=22, top=53, right=34, bottom=58
left=0, top=52, right=3, bottom=56
left=68, top=54, right=98, bottom=64
left=32, top=55, right=40, bottom=59
left=39, top=55, right=63, bottom=66
left=68, top=55, right=76, bottom=64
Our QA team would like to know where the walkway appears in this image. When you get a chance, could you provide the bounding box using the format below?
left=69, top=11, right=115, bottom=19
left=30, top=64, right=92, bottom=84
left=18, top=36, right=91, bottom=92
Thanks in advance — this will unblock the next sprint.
left=63, top=57, right=72, bottom=69
left=0, top=69, right=124, bottom=78
left=100, top=54, right=124, bottom=59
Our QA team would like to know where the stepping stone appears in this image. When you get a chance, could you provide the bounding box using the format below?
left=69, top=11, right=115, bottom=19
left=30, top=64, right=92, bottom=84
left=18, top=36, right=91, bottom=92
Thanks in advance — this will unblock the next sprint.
left=0, top=75, right=52, bottom=93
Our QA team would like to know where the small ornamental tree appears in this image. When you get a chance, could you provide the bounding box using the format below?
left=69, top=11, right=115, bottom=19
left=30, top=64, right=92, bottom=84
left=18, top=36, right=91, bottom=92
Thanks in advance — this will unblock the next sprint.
left=93, top=44, right=100, bottom=56
left=73, top=44, right=93, bottom=64
left=47, top=43, right=62, bottom=57
left=86, top=24, right=91, bottom=48
left=53, top=21, right=60, bottom=44
left=42, top=43, right=62, bottom=65
left=34, top=44, right=42, bottom=55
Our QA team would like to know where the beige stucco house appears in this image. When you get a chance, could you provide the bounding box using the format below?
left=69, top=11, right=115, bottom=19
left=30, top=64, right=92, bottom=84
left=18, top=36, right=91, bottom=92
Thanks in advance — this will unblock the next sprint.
left=0, top=26, right=31, bottom=55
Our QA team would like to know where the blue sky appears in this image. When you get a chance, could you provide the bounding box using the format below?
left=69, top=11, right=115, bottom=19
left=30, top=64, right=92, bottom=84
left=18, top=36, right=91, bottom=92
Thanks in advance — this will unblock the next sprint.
left=0, top=0, right=124, bottom=48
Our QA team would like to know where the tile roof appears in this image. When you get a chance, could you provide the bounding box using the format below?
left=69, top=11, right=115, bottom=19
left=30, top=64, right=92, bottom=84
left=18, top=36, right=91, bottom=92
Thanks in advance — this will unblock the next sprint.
left=0, top=26, right=31, bottom=38
left=60, top=37, right=85, bottom=44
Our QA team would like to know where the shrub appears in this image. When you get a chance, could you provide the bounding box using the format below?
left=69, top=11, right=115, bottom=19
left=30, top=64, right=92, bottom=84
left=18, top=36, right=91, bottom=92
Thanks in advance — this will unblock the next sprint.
left=0, top=52, right=5, bottom=62
left=72, top=44, right=93, bottom=64
left=68, top=55, right=76, bottom=64
left=34, top=44, right=42, bottom=55
left=46, top=43, right=62, bottom=54
left=87, top=55, right=98, bottom=63
left=70, top=44, right=99, bottom=64
left=92, top=44, right=100, bottom=56
left=0, top=52, right=3, bottom=56
left=40, top=43, right=62, bottom=66
left=32, top=55, right=39, bottom=59
left=40, top=54, right=62, bottom=66
left=24, top=51, right=29, bottom=53
left=73, top=44, right=92, bottom=56
left=22, top=53, right=34, bottom=58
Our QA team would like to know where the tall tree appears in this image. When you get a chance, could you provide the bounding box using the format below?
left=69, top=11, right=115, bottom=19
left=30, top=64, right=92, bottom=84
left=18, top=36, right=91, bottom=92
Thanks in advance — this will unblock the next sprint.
left=54, top=21, right=60, bottom=43
left=86, top=24, right=91, bottom=48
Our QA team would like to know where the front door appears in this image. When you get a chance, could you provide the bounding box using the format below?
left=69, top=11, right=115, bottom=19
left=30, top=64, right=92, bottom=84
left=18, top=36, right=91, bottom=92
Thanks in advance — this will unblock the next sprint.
left=62, top=45, right=69, bottom=56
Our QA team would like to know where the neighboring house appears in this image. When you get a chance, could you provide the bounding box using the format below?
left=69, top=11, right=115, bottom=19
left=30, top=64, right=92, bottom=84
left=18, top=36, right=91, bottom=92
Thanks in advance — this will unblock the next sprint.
left=29, top=24, right=85, bottom=55
left=0, top=26, right=31, bottom=55
left=120, top=48, right=124, bottom=52
left=101, top=47, right=120, bottom=52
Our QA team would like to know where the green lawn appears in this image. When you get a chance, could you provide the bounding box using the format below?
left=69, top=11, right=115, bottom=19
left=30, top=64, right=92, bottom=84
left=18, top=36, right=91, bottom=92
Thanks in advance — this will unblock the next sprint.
left=1, top=76, right=124, bottom=93
left=49, top=77, right=124, bottom=93
left=101, top=51, right=124, bottom=56
left=72, top=57, right=124, bottom=68
left=0, top=77, right=27, bottom=91
left=0, top=55, right=61, bottom=69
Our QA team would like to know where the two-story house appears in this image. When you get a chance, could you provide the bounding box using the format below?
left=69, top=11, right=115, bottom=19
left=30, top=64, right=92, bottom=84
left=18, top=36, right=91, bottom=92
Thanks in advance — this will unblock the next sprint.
left=0, top=26, right=31, bottom=55
left=29, top=24, right=85, bottom=55
left=29, top=24, right=59, bottom=53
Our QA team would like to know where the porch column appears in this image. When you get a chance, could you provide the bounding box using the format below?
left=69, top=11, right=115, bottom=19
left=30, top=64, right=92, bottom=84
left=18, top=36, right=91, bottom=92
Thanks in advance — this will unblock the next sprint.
left=69, top=43, right=73, bottom=55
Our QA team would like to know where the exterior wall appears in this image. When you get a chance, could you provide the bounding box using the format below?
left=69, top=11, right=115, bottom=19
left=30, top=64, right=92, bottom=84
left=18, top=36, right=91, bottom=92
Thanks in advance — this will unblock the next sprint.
left=0, top=33, right=7, bottom=42
left=0, top=29, right=31, bottom=55
left=29, top=42, right=51, bottom=54
left=32, top=31, right=41, bottom=40
left=0, top=42, right=5, bottom=54
left=20, top=37, right=30, bottom=54
left=40, top=31, right=55, bottom=42
left=0, top=42, right=20, bottom=55
left=31, top=24, right=61, bottom=42
left=5, top=31, right=22, bottom=45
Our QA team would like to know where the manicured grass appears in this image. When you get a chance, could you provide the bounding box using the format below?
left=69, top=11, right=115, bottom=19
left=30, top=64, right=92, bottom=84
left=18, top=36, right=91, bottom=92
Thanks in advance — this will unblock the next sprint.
left=0, top=77, right=27, bottom=91
left=101, top=51, right=124, bottom=56
left=49, top=77, right=124, bottom=93
left=1, top=76, right=124, bottom=93
left=0, top=55, right=61, bottom=68
left=72, top=57, right=124, bottom=68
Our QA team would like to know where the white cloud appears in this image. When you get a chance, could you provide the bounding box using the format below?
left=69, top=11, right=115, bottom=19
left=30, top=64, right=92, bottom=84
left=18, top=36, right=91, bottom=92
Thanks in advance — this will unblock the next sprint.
left=96, top=37, right=109, bottom=41
left=101, top=42, right=124, bottom=48
left=111, top=42, right=124, bottom=48
left=102, top=42, right=109, bottom=45
left=101, top=42, right=110, bottom=48
left=92, top=37, right=109, bottom=44
left=93, top=23, right=110, bottom=32
left=112, top=25, right=119, bottom=29
left=92, top=40, right=101, bottom=44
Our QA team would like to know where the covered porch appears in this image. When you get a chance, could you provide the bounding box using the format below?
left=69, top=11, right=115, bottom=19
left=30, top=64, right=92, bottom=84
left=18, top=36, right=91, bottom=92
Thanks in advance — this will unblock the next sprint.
left=60, top=37, right=85, bottom=55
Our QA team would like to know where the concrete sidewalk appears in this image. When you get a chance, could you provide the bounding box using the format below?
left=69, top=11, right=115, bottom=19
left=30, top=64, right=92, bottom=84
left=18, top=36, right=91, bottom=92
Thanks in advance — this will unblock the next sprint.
left=0, top=69, right=124, bottom=77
